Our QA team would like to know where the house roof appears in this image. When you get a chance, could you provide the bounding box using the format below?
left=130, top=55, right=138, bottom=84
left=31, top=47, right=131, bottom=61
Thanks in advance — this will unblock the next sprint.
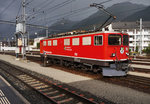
left=112, top=21, right=150, bottom=29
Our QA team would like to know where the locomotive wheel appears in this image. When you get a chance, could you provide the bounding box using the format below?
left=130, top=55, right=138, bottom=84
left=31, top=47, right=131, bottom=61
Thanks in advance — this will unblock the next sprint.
left=93, top=69, right=98, bottom=73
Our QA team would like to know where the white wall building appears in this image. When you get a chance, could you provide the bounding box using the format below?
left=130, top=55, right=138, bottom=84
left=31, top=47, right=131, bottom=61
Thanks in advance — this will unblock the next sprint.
left=127, top=29, right=150, bottom=52
left=112, top=21, right=150, bottom=52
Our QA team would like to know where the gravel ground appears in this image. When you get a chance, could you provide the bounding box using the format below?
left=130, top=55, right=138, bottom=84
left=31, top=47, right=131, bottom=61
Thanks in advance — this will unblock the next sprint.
left=0, top=54, right=150, bottom=104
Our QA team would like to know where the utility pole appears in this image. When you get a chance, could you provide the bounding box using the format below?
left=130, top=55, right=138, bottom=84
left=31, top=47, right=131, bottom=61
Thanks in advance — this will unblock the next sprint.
left=22, top=0, right=27, bottom=59
left=139, top=18, right=142, bottom=55
left=46, top=27, right=49, bottom=37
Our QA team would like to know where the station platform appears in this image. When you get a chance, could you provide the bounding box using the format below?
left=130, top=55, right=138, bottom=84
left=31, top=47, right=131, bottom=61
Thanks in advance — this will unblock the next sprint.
left=0, top=76, right=30, bottom=104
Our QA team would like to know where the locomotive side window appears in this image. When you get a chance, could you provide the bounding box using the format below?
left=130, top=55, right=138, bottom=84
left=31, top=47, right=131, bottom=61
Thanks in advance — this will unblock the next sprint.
left=123, top=35, right=129, bottom=46
left=53, top=40, right=57, bottom=46
left=94, top=35, right=103, bottom=45
left=82, top=36, right=91, bottom=45
left=108, top=34, right=121, bottom=45
left=48, top=41, right=51, bottom=46
left=72, top=38, right=79, bottom=46
left=43, top=41, right=46, bottom=46
left=64, top=39, right=70, bottom=46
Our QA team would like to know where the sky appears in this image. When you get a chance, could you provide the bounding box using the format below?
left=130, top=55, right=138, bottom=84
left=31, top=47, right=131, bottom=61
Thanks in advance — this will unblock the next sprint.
left=0, top=0, right=150, bottom=39
left=0, top=0, right=150, bottom=22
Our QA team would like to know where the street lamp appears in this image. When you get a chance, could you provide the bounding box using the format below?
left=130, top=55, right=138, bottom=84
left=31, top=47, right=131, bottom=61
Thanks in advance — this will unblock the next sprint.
left=35, top=32, right=38, bottom=38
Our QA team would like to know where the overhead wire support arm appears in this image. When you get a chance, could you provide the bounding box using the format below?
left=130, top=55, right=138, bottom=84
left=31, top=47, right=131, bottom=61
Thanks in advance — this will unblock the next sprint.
left=0, top=19, right=48, bottom=29
left=90, top=3, right=116, bottom=31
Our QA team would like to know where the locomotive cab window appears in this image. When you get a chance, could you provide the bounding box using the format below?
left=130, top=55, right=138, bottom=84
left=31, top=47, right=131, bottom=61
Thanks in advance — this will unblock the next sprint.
left=94, top=35, right=103, bottom=45
left=108, top=34, right=121, bottom=45
left=123, top=35, right=129, bottom=46
left=43, top=41, right=46, bottom=46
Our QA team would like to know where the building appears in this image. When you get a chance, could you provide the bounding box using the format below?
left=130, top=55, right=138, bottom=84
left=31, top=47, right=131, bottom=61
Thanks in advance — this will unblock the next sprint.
left=112, top=21, right=150, bottom=52
left=127, top=29, right=150, bottom=52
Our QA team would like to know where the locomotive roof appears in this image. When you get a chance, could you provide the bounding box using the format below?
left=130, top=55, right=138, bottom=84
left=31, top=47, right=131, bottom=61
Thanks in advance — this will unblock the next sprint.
left=41, top=30, right=128, bottom=40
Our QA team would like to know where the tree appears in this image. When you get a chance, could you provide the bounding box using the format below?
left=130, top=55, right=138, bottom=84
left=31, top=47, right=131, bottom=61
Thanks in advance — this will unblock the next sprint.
left=135, top=46, right=139, bottom=52
left=143, top=44, right=150, bottom=55
left=37, top=43, right=40, bottom=49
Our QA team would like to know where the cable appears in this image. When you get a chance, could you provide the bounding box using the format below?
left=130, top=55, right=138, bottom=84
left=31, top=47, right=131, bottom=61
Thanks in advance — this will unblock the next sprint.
left=44, top=0, right=76, bottom=14
left=27, top=0, right=55, bottom=13
left=26, top=0, right=35, bottom=5
left=30, top=6, right=90, bottom=24
left=27, top=0, right=76, bottom=19
left=28, top=0, right=112, bottom=25
left=16, top=1, right=22, bottom=18
left=0, top=0, right=16, bottom=15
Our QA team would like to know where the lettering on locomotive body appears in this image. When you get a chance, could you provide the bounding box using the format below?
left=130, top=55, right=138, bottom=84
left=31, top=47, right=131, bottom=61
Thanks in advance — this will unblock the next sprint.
left=120, top=47, right=124, bottom=54
left=64, top=46, right=72, bottom=51
left=43, top=51, right=52, bottom=54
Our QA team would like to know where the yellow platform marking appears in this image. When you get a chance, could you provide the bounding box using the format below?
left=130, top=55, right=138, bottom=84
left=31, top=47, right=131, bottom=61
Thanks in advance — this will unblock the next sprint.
left=0, top=90, right=10, bottom=104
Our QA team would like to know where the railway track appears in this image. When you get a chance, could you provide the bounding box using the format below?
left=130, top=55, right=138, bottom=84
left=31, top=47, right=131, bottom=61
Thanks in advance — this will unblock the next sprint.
left=0, top=60, right=113, bottom=104
left=1, top=52, right=150, bottom=94
left=120, top=75, right=150, bottom=86
left=131, top=68, right=150, bottom=73
left=101, top=75, right=150, bottom=94
left=131, top=61, right=150, bottom=65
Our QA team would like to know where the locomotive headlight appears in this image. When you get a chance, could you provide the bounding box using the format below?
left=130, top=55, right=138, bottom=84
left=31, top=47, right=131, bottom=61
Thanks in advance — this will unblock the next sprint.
left=126, top=52, right=129, bottom=56
left=111, top=53, right=116, bottom=57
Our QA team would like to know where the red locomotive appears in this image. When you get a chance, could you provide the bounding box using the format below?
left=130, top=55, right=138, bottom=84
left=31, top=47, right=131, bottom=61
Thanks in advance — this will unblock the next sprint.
left=40, top=3, right=130, bottom=76
left=40, top=29, right=130, bottom=76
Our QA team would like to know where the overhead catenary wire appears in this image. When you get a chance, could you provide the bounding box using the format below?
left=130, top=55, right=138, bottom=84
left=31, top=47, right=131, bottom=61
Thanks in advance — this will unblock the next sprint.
left=47, top=6, right=147, bottom=33
left=1, top=0, right=147, bottom=38
left=27, top=0, right=113, bottom=26
left=26, top=0, right=35, bottom=5
left=27, top=0, right=55, bottom=13
left=27, top=0, right=76, bottom=20
left=30, top=6, right=90, bottom=25
left=0, top=0, right=16, bottom=15
left=16, top=1, right=22, bottom=18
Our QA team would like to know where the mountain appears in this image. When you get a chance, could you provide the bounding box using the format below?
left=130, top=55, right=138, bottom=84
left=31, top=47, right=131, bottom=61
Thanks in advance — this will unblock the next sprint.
left=72, top=2, right=146, bottom=30
left=49, top=19, right=78, bottom=33
left=36, top=2, right=148, bottom=37
left=48, top=19, right=78, bottom=34
left=123, top=6, right=150, bottom=21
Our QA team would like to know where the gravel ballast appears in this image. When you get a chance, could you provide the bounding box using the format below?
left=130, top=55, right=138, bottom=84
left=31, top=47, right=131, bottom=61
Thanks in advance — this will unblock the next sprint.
left=0, top=54, right=150, bottom=104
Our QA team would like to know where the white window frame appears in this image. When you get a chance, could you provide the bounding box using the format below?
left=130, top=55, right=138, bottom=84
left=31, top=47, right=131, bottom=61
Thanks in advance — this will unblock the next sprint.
left=43, top=41, right=46, bottom=46
left=53, top=40, right=57, bottom=46
left=72, top=38, right=79, bottom=46
left=82, top=36, right=91, bottom=45
left=64, top=39, right=70, bottom=46
left=48, top=40, right=51, bottom=46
